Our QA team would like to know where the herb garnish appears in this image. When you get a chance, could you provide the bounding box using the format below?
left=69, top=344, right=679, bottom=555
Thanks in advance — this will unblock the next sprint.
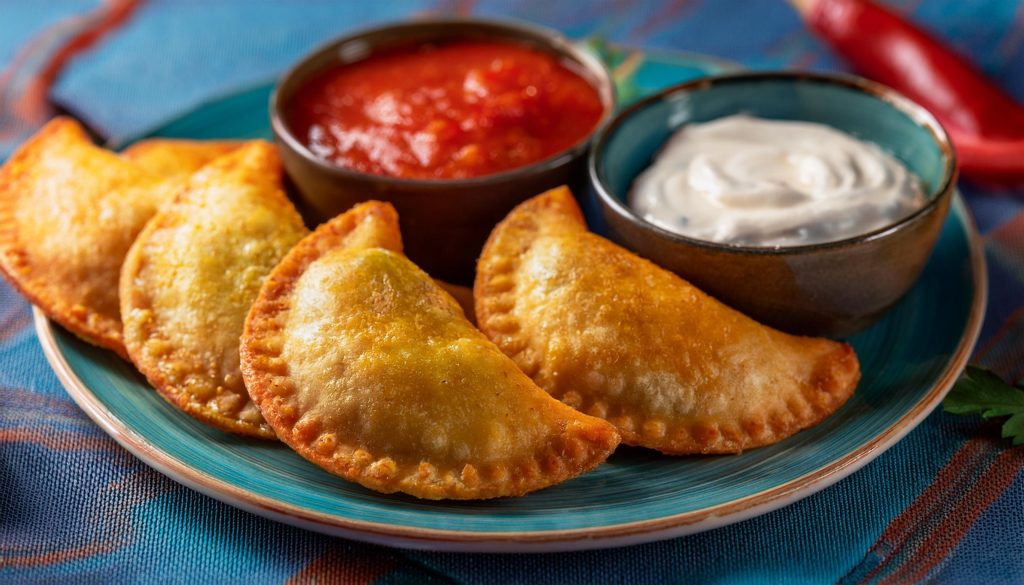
left=944, top=366, right=1024, bottom=446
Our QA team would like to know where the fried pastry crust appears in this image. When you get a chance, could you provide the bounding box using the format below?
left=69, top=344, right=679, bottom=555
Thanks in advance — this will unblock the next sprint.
left=120, top=141, right=307, bottom=438
left=240, top=202, right=619, bottom=499
left=121, top=139, right=242, bottom=180
left=435, top=281, right=475, bottom=324
left=0, top=117, right=169, bottom=357
left=475, top=186, right=861, bottom=455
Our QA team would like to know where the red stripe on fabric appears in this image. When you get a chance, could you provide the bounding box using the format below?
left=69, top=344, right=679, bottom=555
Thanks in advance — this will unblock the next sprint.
left=880, top=446, right=1024, bottom=584
left=899, top=0, right=926, bottom=14
left=13, top=0, right=142, bottom=122
left=849, top=436, right=996, bottom=584
left=0, top=19, right=82, bottom=142
left=431, top=0, right=476, bottom=16
left=788, top=52, right=818, bottom=70
left=974, top=307, right=1024, bottom=381
left=0, top=0, right=141, bottom=143
left=631, top=0, right=699, bottom=40
left=986, top=210, right=1024, bottom=266
left=0, top=17, right=80, bottom=105
left=286, top=550, right=398, bottom=585
left=845, top=432, right=1024, bottom=585
left=997, top=0, right=1024, bottom=61
left=0, top=308, right=32, bottom=343
left=842, top=260, right=1024, bottom=581
left=763, top=31, right=819, bottom=70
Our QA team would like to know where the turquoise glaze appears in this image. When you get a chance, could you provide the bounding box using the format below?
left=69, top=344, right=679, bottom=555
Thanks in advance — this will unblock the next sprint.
left=589, top=73, right=957, bottom=337
left=48, top=200, right=979, bottom=533
left=42, top=54, right=982, bottom=549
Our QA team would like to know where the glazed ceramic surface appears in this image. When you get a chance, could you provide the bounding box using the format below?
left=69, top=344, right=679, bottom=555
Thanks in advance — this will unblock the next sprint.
left=271, top=19, right=616, bottom=284
left=37, top=54, right=985, bottom=552
left=591, top=73, right=956, bottom=337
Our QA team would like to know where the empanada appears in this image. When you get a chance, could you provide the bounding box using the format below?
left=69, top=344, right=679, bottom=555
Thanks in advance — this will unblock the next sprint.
left=436, top=281, right=475, bottom=324
left=0, top=117, right=169, bottom=357
left=120, top=141, right=307, bottom=438
left=240, top=201, right=619, bottom=499
left=121, top=139, right=242, bottom=180
left=475, top=187, right=861, bottom=455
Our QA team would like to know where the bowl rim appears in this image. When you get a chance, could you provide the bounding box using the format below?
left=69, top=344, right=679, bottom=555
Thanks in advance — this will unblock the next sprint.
left=269, top=16, right=616, bottom=188
left=588, top=70, right=958, bottom=256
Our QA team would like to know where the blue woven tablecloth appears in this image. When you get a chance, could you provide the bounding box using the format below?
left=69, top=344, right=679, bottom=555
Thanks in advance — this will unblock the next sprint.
left=2, top=1, right=1023, bottom=583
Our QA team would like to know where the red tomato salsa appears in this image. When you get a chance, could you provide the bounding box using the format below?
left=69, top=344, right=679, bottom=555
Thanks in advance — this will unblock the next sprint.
left=286, top=41, right=606, bottom=180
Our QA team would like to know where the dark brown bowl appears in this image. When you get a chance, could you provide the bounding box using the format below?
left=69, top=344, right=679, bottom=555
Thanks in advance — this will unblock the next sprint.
left=271, top=18, right=614, bottom=283
left=589, top=72, right=957, bottom=338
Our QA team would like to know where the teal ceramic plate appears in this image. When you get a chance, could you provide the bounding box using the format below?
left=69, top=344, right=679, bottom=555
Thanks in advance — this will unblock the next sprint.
left=36, top=51, right=986, bottom=552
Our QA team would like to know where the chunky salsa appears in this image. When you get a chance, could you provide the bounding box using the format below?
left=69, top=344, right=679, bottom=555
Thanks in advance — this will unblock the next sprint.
left=286, top=40, right=605, bottom=180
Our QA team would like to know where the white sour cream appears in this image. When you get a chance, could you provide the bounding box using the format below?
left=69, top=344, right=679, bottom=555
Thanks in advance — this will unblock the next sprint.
left=628, top=115, right=926, bottom=247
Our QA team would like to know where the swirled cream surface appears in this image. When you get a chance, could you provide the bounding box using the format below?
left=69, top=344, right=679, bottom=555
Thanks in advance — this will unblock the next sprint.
left=628, top=115, right=926, bottom=247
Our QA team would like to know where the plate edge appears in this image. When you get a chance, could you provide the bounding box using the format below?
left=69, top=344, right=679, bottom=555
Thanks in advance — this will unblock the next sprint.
left=32, top=192, right=987, bottom=552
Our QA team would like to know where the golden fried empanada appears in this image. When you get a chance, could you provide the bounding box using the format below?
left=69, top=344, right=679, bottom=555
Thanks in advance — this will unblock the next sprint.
left=475, top=187, right=861, bottom=455
left=121, top=139, right=242, bottom=180
left=240, top=201, right=619, bottom=499
left=436, top=281, right=475, bottom=324
left=0, top=117, right=169, bottom=357
left=120, top=141, right=307, bottom=438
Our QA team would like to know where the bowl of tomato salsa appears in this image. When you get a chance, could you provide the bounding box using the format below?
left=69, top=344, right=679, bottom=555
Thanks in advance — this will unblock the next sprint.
left=271, top=18, right=614, bottom=282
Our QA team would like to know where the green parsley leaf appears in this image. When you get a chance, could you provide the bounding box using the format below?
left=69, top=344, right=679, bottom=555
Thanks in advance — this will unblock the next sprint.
left=1003, top=413, right=1024, bottom=446
left=944, top=366, right=1024, bottom=445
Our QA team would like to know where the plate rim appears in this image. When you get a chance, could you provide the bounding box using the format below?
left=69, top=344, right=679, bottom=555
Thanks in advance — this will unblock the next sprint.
left=34, top=192, right=987, bottom=553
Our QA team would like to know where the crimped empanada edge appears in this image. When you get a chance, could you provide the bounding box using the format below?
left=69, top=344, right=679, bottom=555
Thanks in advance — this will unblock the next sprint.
left=241, top=202, right=619, bottom=499
left=616, top=340, right=861, bottom=455
left=474, top=187, right=587, bottom=381
left=119, top=188, right=283, bottom=439
left=474, top=187, right=861, bottom=455
left=120, top=138, right=244, bottom=160
left=0, top=118, right=128, bottom=359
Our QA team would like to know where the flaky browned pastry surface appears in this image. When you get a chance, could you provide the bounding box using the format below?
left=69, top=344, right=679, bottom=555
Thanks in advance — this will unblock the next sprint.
left=120, top=141, right=307, bottom=438
left=240, top=201, right=619, bottom=499
left=435, top=281, right=475, bottom=324
left=475, top=186, right=861, bottom=455
left=121, top=139, right=242, bottom=180
left=0, top=117, right=170, bottom=358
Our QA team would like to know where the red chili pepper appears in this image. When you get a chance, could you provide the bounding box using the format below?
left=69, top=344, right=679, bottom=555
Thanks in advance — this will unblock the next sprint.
left=794, top=0, right=1024, bottom=184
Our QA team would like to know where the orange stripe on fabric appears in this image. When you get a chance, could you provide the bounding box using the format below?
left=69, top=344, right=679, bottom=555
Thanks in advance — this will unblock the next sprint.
left=0, top=0, right=142, bottom=143
left=0, top=541, right=126, bottom=569
left=0, top=428, right=115, bottom=451
left=286, top=550, right=398, bottom=585
left=0, top=20, right=80, bottom=142
left=0, top=17, right=80, bottom=104
left=14, top=0, right=142, bottom=120
left=1, top=386, right=90, bottom=419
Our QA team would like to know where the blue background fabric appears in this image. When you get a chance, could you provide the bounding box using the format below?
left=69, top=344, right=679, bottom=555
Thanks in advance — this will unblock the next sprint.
left=2, top=1, right=1024, bottom=583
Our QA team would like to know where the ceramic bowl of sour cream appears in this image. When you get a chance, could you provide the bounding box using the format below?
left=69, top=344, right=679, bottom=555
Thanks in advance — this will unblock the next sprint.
left=589, top=71, right=956, bottom=337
